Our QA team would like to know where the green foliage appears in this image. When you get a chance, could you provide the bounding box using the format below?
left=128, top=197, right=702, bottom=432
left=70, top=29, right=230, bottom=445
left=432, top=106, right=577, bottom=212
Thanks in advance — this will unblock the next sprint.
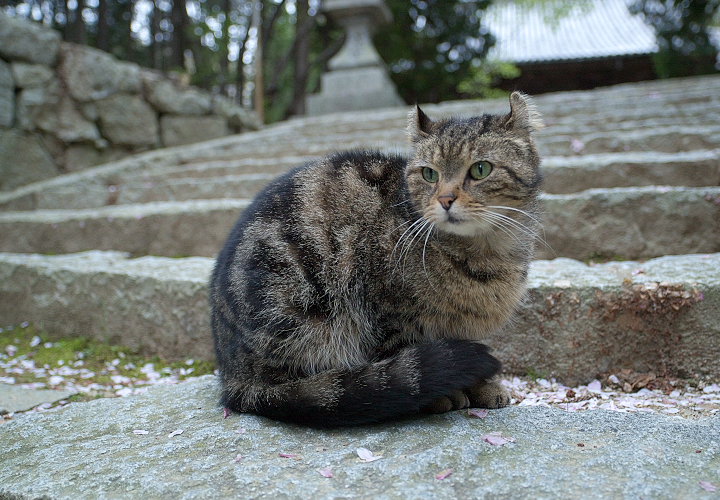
left=375, top=0, right=496, bottom=104
left=630, top=0, right=720, bottom=78
left=457, top=59, right=520, bottom=99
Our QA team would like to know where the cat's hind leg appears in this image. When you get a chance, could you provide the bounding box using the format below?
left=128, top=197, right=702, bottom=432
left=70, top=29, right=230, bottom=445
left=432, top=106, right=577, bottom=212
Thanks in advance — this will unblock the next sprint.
left=466, top=378, right=510, bottom=409
left=421, top=389, right=471, bottom=414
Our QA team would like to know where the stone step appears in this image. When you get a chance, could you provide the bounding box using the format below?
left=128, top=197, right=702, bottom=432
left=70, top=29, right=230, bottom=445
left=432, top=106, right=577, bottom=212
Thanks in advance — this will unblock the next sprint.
left=2, top=377, right=719, bottom=500
left=1, top=251, right=717, bottom=384
left=1, top=75, right=719, bottom=212
left=0, top=187, right=717, bottom=261
left=2, top=147, right=717, bottom=210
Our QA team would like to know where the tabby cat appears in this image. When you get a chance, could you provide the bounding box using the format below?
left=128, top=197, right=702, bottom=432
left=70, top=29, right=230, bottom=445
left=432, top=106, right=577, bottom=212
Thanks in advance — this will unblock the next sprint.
left=210, top=92, right=543, bottom=427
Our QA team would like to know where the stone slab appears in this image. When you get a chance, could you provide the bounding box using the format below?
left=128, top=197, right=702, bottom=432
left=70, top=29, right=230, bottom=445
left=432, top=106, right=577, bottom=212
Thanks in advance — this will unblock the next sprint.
left=0, top=199, right=249, bottom=257
left=0, top=383, right=77, bottom=414
left=0, top=251, right=717, bottom=383
left=537, top=186, right=720, bottom=261
left=0, top=11, right=61, bottom=65
left=0, top=251, right=215, bottom=360
left=160, top=115, right=229, bottom=148
left=541, top=149, right=720, bottom=193
left=0, top=376, right=718, bottom=499
left=0, top=129, right=59, bottom=192
left=1, top=188, right=717, bottom=260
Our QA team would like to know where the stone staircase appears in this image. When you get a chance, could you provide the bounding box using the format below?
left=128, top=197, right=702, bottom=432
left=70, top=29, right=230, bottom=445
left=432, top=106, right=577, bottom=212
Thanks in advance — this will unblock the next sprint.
left=1, top=75, right=719, bottom=384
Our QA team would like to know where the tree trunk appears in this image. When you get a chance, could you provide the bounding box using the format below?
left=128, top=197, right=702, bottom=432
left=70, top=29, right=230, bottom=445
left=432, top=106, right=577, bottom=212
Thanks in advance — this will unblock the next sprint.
left=219, top=0, right=232, bottom=95
left=290, top=0, right=310, bottom=116
left=170, top=0, right=187, bottom=70
left=96, top=0, right=109, bottom=52
left=66, top=0, right=87, bottom=44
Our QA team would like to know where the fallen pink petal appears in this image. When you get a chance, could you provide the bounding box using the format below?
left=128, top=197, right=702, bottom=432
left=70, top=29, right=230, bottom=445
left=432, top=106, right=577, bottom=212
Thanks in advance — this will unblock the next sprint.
left=356, top=447, right=383, bottom=462
left=468, top=408, right=489, bottom=419
left=234, top=454, right=243, bottom=463
left=278, top=453, right=299, bottom=459
left=317, top=467, right=334, bottom=478
left=482, top=433, right=515, bottom=446
left=435, top=468, right=454, bottom=480
left=699, top=481, right=717, bottom=492
left=223, top=407, right=231, bottom=419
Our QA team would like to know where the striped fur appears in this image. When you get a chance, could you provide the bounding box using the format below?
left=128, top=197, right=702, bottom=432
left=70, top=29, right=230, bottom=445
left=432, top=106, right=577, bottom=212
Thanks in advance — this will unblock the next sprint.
left=210, top=92, right=543, bottom=427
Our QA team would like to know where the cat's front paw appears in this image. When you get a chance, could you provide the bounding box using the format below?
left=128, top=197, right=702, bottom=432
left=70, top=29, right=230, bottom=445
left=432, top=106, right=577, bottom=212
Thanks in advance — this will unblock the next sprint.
left=422, top=390, right=471, bottom=414
left=466, top=379, right=510, bottom=409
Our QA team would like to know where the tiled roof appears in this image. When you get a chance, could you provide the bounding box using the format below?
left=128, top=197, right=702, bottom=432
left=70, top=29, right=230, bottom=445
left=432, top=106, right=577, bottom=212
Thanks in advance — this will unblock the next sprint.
left=484, top=0, right=659, bottom=63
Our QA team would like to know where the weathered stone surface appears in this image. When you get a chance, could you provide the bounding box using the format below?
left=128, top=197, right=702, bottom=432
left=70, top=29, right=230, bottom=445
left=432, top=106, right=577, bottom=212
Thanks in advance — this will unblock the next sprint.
left=10, top=61, right=54, bottom=88
left=63, top=144, right=128, bottom=173
left=59, top=44, right=141, bottom=102
left=1, top=251, right=717, bottom=383
left=0, top=377, right=718, bottom=499
left=0, top=199, right=249, bottom=257
left=35, top=93, right=101, bottom=143
left=0, top=59, right=13, bottom=128
left=143, top=75, right=212, bottom=115
left=1, top=188, right=716, bottom=260
left=0, top=251, right=214, bottom=360
left=0, top=11, right=61, bottom=65
left=160, top=115, right=229, bottom=147
left=541, top=149, right=720, bottom=194
left=212, top=96, right=263, bottom=130
left=15, top=77, right=62, bottom=131
left=0, top=384, right=76, bottom=414
left=0, top=129, right=58, bottom=191
left=96, top=94, right=159, bottom=147
left=496, top=254, right=720, bottom=384
left=538, top=186, right=720, bottom=260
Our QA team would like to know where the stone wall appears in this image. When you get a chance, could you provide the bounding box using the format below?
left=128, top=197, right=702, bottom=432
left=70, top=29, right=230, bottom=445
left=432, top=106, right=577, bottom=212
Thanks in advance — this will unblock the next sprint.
left=0, top=12, right=261, bottom=191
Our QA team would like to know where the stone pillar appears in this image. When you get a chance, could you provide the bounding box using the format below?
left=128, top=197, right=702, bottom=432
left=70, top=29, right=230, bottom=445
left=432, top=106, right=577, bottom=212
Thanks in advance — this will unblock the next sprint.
left=306, top=0, right=404, bottom=115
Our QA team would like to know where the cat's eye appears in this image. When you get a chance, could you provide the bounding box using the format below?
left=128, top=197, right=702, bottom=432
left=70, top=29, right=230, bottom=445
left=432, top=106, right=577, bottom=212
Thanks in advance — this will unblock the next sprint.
left=469, top=161, right=493, bottom=180
left=421, top=167, right=439, bottom=183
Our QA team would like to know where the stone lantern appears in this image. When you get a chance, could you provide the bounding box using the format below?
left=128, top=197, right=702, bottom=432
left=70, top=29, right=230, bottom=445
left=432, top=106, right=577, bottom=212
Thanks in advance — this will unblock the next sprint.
left=306, top=0, right=404, bottom=115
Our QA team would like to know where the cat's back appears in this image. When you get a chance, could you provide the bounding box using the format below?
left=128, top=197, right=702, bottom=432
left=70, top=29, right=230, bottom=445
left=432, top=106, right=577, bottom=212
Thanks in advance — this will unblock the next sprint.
left=211, top=150, right=408, bottom=297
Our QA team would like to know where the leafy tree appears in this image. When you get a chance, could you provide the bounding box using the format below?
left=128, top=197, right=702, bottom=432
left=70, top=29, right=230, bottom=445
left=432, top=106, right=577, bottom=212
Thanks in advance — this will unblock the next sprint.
left=630, top=0, right=720, bottom=77
left=374, top=0, right=496, bottom=103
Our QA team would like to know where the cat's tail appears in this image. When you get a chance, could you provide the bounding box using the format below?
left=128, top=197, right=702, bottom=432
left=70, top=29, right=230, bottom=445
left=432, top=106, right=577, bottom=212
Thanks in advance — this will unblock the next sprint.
left=220, top=339, right=501, bottom=427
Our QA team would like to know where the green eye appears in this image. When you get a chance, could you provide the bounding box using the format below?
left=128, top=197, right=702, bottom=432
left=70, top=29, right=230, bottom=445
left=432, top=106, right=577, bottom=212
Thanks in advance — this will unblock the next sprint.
left=421, top=167, right=439, bottom=183
left=469, top=161, right=493, bottom=180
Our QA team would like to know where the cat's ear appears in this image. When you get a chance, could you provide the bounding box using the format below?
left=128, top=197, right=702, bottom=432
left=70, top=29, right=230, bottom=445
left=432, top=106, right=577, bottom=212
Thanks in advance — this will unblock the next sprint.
left=408, top=105, right=435, bottom=142
left=503, top=91, right=544, bottom=134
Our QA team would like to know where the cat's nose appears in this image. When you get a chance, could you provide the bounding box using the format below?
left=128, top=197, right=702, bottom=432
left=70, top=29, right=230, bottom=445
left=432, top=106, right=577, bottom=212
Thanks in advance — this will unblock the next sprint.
left=438, top=194, right=456, bottom=211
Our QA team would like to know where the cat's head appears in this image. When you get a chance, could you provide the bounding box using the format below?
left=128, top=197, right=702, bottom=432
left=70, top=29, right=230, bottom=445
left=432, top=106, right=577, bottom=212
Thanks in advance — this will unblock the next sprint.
left=405, top=92, right=543, bottom=238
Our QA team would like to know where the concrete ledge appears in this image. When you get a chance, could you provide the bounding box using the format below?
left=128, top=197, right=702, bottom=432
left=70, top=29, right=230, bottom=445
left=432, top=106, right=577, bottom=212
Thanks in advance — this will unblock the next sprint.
left=1, top=251, right=718, bottom=383
left=0, top=376, right=718, bottom=499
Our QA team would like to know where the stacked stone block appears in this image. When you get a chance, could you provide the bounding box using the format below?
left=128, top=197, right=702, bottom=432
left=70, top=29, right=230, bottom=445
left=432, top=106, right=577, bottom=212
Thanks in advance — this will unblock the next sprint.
left=0, top=12, right=260, bottom=191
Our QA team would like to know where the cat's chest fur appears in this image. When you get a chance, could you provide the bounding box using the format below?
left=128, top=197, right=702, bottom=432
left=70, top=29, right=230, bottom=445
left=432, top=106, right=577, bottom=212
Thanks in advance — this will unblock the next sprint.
left=402, top=239, right=528, bottom=340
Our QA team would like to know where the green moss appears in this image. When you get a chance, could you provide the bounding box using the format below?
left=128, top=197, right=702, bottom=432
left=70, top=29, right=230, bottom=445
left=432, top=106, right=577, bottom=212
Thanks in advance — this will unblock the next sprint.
left=0, top=323, right=216, bottom=404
